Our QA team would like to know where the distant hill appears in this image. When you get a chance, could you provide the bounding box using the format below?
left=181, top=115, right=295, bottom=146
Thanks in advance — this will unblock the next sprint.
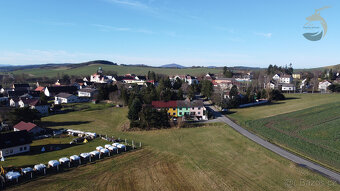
left=160, top=63, right=186, bottom=68
left=232, top=66, right=262, bottom=71
left=0, top=60, right=118, bottom=72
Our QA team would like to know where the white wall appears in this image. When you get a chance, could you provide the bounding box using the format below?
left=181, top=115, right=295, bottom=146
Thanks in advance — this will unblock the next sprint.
left=0, top=144, right=30, bottom=157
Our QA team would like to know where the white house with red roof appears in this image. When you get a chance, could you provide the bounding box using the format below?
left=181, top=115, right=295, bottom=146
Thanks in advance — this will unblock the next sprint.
left=13, top=121, right=45, bottom=135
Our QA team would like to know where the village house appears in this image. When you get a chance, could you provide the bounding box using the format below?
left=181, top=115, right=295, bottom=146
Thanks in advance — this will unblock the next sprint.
left=44, top=86, right=78, bottom=97
left=9, top=98, right=20, bottom=107
left=265, top=81, right=276, bottom=89
left=233, top=72, right=253, bottom=82
left=12, top=84, right=30, bottom=91
left=18, top=98, right=39, bottom=108
left=7, top=90, right=29, bottom=98
left=281, top=84, right=296, bottom=92
left=29, top=100, right=49, bottom=115
left=90, top=67, right=113, bottom=84
left=273, top=74, right=293, bottom=84
left=177, top=100, right=191, bottom=117
left=189, top=100, right=207, bottom=120
left=135, top=75, right=147, bottom=81
left=212, top=78, right=233, bottom=86
left=319, top=80, right=332, bottom=93
left=0, top=85, right=4, bottom=94
left=292, top=73, right=301, bottom=79
left=13, top=121, right=45, bottom=135
left=55, top=79, right=70, bottom=86
left=170, top=75, right=199, bottom=85
left=78, top=88, right=98, bottom=98
left=151, top=100, right=207, bottom=120
left=333, top=77, right=340, bottom=84
left=279, top=75, right=293, bottom=84
left=152, top=101, right=178, bottom=117
left=35, top=86, right=45, bottom=92
left=55, top=93, right=79, bottom=104
left=0, top=131, right=32, bottom=158
left=272, top=74, right=281, bottom=81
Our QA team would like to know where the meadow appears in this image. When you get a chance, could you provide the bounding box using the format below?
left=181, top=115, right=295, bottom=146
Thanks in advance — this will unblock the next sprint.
left=6, top=102, right=340, bottom=191
left=228, top=93, right=340, bottom=171
left=9, top=64, right=221, bottom=78
left=1, top=137, right=109, bottom=167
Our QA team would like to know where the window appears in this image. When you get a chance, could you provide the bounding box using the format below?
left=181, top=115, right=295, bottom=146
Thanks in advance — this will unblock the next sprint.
left=10, top=149, right=13, bottom=153
left=179, top=112, right=182, bottom=115
left=5, top=150, right=9, bottom=154
left=173, top=108, right=176, bottom=110
left=24, top=146, right=27, bottom=150
left=173, top=113, right=176, bottom=115
left=20, top=147, right=23, bottom=151
left=198, top=112, right=201, bottom=115
left=198, top=107, right=201, bottom=110
left=192, top=107, right=194, bottom=109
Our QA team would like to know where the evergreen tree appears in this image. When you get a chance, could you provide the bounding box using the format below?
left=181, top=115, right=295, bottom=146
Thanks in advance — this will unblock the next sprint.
left=223, top=66, right=233, bottom=78
left=128, top=98, right=142, bottom=121
left=201, top=80, right=214, bottom=98
left=8, top=107, right=41, bottom=125
left=229, top=85, right=238, bottom=98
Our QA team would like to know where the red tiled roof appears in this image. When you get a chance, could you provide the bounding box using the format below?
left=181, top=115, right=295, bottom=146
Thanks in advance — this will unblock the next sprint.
left=151, top=101, right=177, bottom=108
left=13, top=121, right=38, bottom=132
left=35, top=86, right=45, bottom=92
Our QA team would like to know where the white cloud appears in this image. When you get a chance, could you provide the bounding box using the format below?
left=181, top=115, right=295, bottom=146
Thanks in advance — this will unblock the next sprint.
left=254, top=32, right=272, bottom=38
left=92, top=24, right=154, bottom=34
left=104, top=0, right=149, bottom=9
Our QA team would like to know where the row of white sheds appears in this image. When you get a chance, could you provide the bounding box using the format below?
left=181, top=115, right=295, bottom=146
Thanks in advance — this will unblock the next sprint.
left=4, top=142, right=126, bottom=183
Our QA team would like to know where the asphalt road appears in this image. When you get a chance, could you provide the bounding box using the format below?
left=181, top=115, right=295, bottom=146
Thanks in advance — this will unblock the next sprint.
left=206, top=103, right=340, bottom=184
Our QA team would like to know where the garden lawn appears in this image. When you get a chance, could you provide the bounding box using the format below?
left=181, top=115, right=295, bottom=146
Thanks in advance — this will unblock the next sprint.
left=6, top=103, right=340, bottom=191
left=0, top=137, right=108, bottom=167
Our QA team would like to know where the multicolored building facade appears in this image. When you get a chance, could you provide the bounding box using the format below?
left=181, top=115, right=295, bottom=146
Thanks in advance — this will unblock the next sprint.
left=151, top=100, right=207, bottom=120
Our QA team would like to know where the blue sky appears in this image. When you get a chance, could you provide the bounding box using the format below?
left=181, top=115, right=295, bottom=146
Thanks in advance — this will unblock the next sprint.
left=0, top=0, right=339, bottom=68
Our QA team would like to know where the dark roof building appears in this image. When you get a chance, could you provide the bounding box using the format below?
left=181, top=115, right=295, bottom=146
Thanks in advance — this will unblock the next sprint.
left=44, top=86, right=78, bottom=97
left=12, top=84, right=30, bottom=89
left=7, top=90, right=29, bottom=98
left=0, top=131, right=32, bottom=150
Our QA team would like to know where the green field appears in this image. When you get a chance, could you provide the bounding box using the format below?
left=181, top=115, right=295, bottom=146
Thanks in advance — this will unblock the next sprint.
left=9, top=64, right=221, bottom=78
left=6, top=102, right=340, bottom=191
left=1, top=137, right=109, bottom=167
left=228, top=93, right=340, bottom=171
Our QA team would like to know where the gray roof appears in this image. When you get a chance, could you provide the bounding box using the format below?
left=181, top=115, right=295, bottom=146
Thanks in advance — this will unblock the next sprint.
left=55, top=93, right=75, bottom=98
left=177, top=100, right=190, bottom=108
left=281, top=84, right=295, bottom=87
left=190, top=100, right=204, bottom=107
left=78, top=88, right=97, bottom=93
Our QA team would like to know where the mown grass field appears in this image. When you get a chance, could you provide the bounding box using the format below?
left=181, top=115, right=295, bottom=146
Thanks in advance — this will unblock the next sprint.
left=1, top=137, right=108, bottom=167
left=6, top=102, right=340, bottom=191
left=9, top=64, right=221, bottom=78
left=228, top=93, right=340, bottom=121
left=228, top=93, right=340, bottom=171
